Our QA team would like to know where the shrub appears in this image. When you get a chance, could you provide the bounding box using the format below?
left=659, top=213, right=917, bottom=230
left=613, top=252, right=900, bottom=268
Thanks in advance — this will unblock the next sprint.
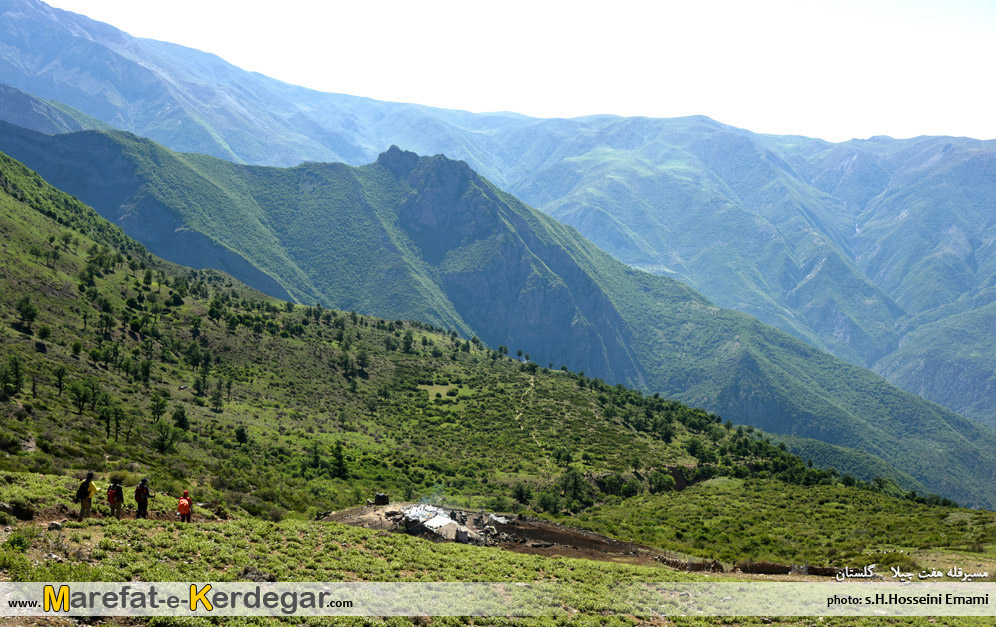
left=3, top=532, right=33, bottom=552
left=0, top=433, right=20, bottom=454
left=537, top=490, right=560, bottom=514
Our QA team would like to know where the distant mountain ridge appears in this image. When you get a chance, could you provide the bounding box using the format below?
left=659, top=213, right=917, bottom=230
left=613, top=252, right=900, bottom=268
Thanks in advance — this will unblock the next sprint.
left=3, top=0, right=996, bottom=425
left=2, top=121, right=996, bottom=506
left=0, top=83, right=109, bottom=135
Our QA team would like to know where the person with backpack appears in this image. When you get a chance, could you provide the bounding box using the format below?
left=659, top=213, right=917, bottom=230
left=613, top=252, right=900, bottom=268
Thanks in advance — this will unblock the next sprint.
left=177, top=490, right=193, bottom=523
left=73, top=472, right=97, bottom=521
left=107, top=479, right=124, bottom=520
left=134, top=478, right=154, bottom=519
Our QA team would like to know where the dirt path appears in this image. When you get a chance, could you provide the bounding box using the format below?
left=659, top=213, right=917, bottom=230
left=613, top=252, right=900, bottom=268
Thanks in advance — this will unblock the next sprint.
left=512, top=376, right=549, bottom=470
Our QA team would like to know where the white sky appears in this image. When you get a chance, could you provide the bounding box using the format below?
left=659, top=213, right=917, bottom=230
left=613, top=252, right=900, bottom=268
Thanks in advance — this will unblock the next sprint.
left=44, top=0, right=996, bottom=141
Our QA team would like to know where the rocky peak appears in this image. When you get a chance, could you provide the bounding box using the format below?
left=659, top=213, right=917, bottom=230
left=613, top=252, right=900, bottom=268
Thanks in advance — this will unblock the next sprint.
left=376, top=146, right=475, bottom=186
left=375, top=145, right=421, bottom=178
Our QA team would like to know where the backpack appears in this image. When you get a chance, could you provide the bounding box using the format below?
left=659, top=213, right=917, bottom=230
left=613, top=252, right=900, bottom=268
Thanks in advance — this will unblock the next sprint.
left=107, top=485, right=118, bottom=504
left=135, top=485, right=148, bottom=502
left=178, top=497, right=191, bottom=515
left=75, top=481, right=88, bottom=502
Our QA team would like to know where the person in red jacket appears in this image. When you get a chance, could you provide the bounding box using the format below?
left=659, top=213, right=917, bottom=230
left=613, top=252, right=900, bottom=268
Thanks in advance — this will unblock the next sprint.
left=177, top=490, right=193, bottom=523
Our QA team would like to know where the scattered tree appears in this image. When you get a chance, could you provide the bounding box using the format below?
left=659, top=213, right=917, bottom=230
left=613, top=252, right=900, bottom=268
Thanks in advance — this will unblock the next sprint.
left=235, top=425, right=249, bottom=446
left=66, top=380, right=89, bottom=414
left=52, top=365, right=67, bottom=396
left=153, top=422, right=180, bottom=453
left=150, top=392, right=168, bottom=424
left=512, top=482, right=533, bottom=505
left=172, top=406, right=189, bottom=430
left=15, top=296, right=38, bottom=330
left=211, top=386, right=223, bottom=413
left=331, top=440, right=348, bottom=478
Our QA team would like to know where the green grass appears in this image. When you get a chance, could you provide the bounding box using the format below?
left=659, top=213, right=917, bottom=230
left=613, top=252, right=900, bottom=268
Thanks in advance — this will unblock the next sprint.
left=562, top=478, right=996, bottom=567
left=1, top=501, right=990, bottom=626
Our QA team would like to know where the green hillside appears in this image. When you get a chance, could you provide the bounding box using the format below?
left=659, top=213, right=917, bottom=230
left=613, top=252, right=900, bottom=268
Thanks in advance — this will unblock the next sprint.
left=519, top=131, right=996, bottom=429
left=5, top=0, right=996, bottom=430
left=4, top=149, right=995, bottom=573
left=0, top=125, right=993, bottom=506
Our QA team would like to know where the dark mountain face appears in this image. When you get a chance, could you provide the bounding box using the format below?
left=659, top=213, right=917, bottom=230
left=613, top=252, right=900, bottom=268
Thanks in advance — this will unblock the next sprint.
left=3, top=122, right=996, bottom=506
left=381, top=146, right=646, bottom=385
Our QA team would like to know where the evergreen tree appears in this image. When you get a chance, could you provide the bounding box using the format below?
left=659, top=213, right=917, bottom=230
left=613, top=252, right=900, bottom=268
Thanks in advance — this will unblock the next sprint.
left=172, top=406, right=189, bottom=430
left=331, top=440, right=348, bottom=478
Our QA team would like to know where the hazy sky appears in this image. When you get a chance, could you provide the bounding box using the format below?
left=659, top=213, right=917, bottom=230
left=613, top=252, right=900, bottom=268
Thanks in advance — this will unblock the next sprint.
left=45, top=0, right=996, bottom=141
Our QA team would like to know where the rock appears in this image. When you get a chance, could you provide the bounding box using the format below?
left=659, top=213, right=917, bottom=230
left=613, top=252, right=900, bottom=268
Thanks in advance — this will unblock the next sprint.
left=48, top=521, right=62, bottom=531
left=373, top=493, right=390, bottom=505
left=0, top=502, right=12, bottom=515
left=240, top=566, right=276, bottom=582
left=10, top=501, right=34, bottom=520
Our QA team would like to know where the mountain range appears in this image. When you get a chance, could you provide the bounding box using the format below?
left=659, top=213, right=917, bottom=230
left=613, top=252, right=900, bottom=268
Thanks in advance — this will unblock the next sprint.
left=1, top=120, right=994, bottom=506
left=2, top=0, right=994, bottom=428
left=2, top=0, right=996, bottom=504
left=1, top=146, right=984, bottom=580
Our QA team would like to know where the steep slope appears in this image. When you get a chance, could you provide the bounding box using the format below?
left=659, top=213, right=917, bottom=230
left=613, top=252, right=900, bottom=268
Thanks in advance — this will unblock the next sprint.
left=782, top=136, right=996, bottom=424
left=510, top=117, right=905, bottom=368
left=0, top=82, right=110, bottom=135
left=3, top=148, right=974, bottom=576
left=6, top=0, right=996, bottom=425
left=0, top=127, right=994, bottom=506
left=0, top=147, right=811, bottom=515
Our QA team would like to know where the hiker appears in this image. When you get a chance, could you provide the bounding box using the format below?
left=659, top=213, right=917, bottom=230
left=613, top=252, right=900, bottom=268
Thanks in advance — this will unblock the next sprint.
left=73, top=472, right=97, bottom=521
left=107, top=479, right=124, bottom=519
left=177, top=490, right=193, bottom=523
left=134, top=478, right=155, bottom=519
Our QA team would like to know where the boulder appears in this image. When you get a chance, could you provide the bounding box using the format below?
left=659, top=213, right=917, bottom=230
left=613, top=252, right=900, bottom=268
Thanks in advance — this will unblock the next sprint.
left=240, top=566, right=277, bottom=582
left=10, top=501, right=34, bottom=520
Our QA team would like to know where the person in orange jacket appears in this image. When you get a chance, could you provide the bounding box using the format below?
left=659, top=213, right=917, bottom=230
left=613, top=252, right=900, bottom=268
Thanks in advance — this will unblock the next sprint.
left=177, top=490, right=193, bottom=523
